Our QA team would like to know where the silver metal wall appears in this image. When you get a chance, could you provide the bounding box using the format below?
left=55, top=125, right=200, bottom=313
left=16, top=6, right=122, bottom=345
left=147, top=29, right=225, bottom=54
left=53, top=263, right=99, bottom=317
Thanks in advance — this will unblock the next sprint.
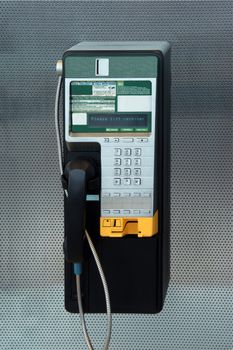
left=0, top=2, right=232, bottom=349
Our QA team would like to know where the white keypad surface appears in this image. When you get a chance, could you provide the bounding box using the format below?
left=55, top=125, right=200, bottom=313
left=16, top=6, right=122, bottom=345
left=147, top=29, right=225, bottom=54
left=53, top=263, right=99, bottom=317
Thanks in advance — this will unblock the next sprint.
left=101, top=137, right=155, bottom=217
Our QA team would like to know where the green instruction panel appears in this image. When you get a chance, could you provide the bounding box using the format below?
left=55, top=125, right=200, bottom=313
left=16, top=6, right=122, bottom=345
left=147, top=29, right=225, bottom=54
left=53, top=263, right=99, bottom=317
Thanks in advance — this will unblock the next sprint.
left=70, top=80, right=152, bottom=133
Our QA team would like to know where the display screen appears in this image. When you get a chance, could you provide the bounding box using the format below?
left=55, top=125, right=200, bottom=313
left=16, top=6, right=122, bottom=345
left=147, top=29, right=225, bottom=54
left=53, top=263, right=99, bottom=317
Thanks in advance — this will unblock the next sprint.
left=70, top=80, right=152, bottom=133
left=88, top=113, right=148, bottom=128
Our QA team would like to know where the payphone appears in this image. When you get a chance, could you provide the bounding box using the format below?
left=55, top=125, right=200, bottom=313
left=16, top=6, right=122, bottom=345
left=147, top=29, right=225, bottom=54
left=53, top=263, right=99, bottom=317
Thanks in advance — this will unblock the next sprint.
left=55, top=42, right=171, bottom=349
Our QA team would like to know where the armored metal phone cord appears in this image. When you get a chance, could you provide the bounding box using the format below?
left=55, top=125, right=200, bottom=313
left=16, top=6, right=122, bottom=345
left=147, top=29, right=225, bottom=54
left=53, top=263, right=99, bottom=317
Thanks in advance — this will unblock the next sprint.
left=55, top=76, right=112, bottom=350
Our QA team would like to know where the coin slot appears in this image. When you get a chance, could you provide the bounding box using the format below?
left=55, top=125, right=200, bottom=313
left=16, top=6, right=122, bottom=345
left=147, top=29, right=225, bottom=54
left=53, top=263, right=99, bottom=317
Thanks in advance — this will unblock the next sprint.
left=95, top=58, right=109, bottom=76
left=96, top=59, right=99, bottom=75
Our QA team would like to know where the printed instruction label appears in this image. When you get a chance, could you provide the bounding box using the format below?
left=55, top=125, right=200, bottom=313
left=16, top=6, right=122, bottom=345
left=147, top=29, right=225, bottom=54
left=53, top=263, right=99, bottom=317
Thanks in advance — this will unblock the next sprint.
left=92, top=82, right=116, bottom=96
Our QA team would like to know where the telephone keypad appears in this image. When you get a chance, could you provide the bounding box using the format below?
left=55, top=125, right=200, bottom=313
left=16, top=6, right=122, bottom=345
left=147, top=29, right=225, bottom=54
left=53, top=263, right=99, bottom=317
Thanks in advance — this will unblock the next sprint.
left=103, top=139, right=153, bottom=217
left=113, top=147, right=145, bottom=187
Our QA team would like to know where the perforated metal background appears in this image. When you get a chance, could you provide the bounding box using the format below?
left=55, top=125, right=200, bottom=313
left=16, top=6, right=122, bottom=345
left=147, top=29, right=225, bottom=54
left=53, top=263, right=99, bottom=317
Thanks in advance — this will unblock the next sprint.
left=0, top=1, right=232, bottom=349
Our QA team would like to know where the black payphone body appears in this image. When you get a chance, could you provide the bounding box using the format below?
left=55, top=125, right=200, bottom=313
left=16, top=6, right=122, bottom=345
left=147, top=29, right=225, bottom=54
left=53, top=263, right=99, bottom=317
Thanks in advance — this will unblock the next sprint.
left=57, top=41, right=171, bottom=315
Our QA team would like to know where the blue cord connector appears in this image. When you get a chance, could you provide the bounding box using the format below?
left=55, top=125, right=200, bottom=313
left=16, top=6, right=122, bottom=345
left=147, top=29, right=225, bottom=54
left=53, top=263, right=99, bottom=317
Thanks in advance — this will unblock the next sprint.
left=73, top=263, right=82, bottom=275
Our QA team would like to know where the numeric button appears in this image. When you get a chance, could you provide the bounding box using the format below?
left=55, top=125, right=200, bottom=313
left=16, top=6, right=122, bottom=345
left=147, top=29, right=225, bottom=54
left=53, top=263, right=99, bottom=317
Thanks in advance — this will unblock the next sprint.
left=114, top=148, right=121, bottom=156
left=124, top=148, right=131, bottom=156
left=134, top=158, right=141, bottom=166
left=114, top=168, right=121, bottom=176
left=124, top=158, right=131, bottom=166
left=134, top=148, right=141, bottom=156
left=123, top=178, right=131, bottom=185
left=124, top=168, right=131, bottom=176
left=133, top=168, right=141, bottom=176
left=114, top=158, right=121, bottom=166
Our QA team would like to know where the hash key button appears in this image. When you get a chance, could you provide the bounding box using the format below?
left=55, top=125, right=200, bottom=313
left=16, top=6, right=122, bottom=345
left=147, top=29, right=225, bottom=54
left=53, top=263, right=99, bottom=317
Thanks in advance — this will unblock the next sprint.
left=134, top=178, right=141, bottom=186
